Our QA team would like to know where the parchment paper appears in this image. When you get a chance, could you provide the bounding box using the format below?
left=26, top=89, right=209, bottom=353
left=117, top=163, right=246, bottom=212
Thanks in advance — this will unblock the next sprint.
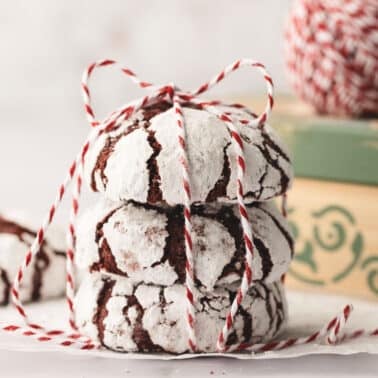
left=0, top=290, right=377, bottom=360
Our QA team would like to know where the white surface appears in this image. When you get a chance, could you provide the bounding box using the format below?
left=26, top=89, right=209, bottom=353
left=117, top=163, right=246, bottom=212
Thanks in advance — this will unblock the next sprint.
left=0, top=351, right=377, bottom=378
left=1, top=290, right=377, bottom=358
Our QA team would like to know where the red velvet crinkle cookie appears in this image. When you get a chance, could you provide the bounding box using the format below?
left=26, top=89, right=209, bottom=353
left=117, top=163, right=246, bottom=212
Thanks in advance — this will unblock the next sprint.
left=75, top=200, right=293, bottom=290
left=0, top=213, right=66, bottom=305
left=84, top=102, right=293, bottom=206
left=74, top=273, right=287, bottom=353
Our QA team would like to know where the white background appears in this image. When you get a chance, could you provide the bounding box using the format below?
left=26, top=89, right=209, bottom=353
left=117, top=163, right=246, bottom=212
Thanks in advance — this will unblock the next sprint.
left=0, top=1, right=377, bottom=376
left=0, top=0, right=293, bottom=219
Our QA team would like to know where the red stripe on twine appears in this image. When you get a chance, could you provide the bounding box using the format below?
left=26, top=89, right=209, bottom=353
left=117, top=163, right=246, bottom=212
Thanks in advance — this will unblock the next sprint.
left=15, top=305, right=26, bottom=317
left=184, top=207, right=191, bottom=221
left=306, top=332, right=320, bottom=343
left=243, top=235, right=253, bottom=254
left=327, top=318, right=337, bottom=331
left=258, top=113, right=267, bottom=126
left=66, top=274, right=74, bottom=287
left=260, top=341, right=280, bottom=352
left=231, top=131, right=243, bottom=149
left=268, top=94, right=274, bottom=109
left=188, top=338, right=196, bottom=352
left=25, top=251, right=32, bottom=266
left=66, top=249, right=74, bottom=261
left=29, top=323, right=43, bottom=330
left=232, top=60, right=241, bottom=70
left=11, top=288, right=19, bottom=300
left=69, top=224, right=75, bottom=237
left=281, top=338, right=297, bottom=349
left=87, top=63, right=96, bottom=75
left=183, top=180, right=191, bottom=198
left=139, top=81, right=152, bottom=88
left=46, top=330, right=65, bottom=336
left=244, top=264, right=252, bottom=284
left=48, top=206, right=55, bottom=223
left=67, top=298, right=74, bottom=312
left=238, top=204, right=248, bottom=220
left=99, top=59, right=115, bottom=66
left=216, top=71, right=225, bottom=82
left=59, top=185, right=65, bottom=200
left=82, top=83, right=90, bottom=97
left=69, top=162, right=76, bottom=178
left=84, top=104, right=94, bottom=118
left=186, top=290, right=194, bottom=309
left=77, top=176, right=82, bottom=193
left=38, top=336, right=52, bottom=342
left=81, top=344, right=96, bottom=350
left=178, top=135, right=186, bottom=148
left=37, top=229, right=44, bottom=245
left=72, top=199, right=79, bottom=214
left=237, top=179, right=244, bottom=197
left=264, top=75, right=273, bottom=85
left=197, top=83, right=209, bottom=94
left=184, top=230, right=193, bottom=251
left=81, top=142, right=90, bottom=161
left=187, top=313, right=194, bottom=328
left=344, top=305, right=351, bottom=318
left=3, top=325, right=20, bottom=332
left=121, top=68, right=135, bottom=76
left=69, top=319, right=77, bottom=331
left=220, top=114, right=232, bottom=123
left=237, top=156, right=246, bottom=172
left=236, top=290, right=243, bottom=305
left=253, top=62, right=265, bottom=68
left=226, top=314, right=233, bottom=330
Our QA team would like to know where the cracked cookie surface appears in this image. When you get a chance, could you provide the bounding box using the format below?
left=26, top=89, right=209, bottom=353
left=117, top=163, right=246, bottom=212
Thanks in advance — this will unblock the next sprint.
left=0, top=213, right=66, bottom=305
left=75, top=200, right=293, bottom=290
left=84, top=102, right=293, bottom=206
left=74, top=273, right=287, bottom=353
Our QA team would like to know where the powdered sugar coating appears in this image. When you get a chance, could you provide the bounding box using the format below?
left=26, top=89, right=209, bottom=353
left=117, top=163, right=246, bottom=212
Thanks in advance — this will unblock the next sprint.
left=84, top=104, right=293, bottom=205
left=0, top=213, right=66, bottom=305
left=74, top=273, right=287, bottom=353
left=75, top=200, right=293, bottom=290
left=102, top=129, right=152, bottom=202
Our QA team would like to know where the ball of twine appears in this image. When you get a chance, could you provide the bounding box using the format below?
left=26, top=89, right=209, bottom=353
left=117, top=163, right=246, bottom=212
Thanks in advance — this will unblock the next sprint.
left=284, top=0, right=378, bottom=117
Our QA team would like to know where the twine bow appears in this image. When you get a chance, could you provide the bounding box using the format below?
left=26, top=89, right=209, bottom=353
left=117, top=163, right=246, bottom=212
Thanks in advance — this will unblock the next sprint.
left=80, top=58, right=275, bottom=352
left=2, top=59, right=376, bottom=353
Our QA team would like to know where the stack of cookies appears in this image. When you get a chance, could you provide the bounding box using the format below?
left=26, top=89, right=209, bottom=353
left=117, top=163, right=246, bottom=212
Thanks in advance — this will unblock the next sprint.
left=74, top=101, right=294, bottom=353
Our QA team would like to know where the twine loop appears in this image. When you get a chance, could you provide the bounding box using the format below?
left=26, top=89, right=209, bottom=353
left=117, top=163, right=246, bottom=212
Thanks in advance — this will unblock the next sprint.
left=2, top=58, right=376, bottom=353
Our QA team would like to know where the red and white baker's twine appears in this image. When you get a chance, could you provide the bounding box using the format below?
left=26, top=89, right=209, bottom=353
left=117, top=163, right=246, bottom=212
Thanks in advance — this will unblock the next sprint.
left=2, top=58, right=377, bottom=353
left=284, top=0, right=378, bottom=117
left=172, top=97, right=197, bottom=351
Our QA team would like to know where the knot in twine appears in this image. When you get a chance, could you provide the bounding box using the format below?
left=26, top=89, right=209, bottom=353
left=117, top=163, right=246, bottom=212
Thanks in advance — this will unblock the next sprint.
left=2, top=58, right=376, bottom=353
